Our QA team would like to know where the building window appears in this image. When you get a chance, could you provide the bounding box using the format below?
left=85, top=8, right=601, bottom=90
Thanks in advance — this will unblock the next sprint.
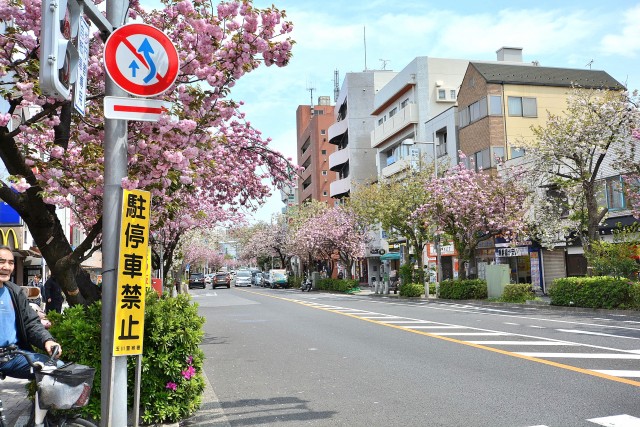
left=435, top=128, right=447, bottom=157
left=322, top=170, right=328, bottom=176
left=489, top=95, right=502, bottom=115
left=450, top=90, right=457, bottom=100
left=510, top=147, right=525, bottom=158
left=508, top=96, right=537, bottom=117
left=389, top=107, right=397, bottom=118
left=321, top=149, right=326, bottom=155
left=378, top=118, right=384, bottom=126
left=313, top=109, right=324, bottom=115
left=320, top=129, right=326, bottom=135
left=597, top=175, right=628, bottom=210
left=438, top=89, right=446, bottom=100
left=400, top=98, right=409, bottom=109
left=323, top=191, right=328, bottom=196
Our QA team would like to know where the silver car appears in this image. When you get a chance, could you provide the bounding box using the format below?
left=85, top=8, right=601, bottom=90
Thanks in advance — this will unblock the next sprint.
left=234, top=270, right=253, bottom=287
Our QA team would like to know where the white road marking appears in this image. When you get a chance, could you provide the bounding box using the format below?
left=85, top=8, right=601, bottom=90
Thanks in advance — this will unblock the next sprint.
left=516, top=353, right=640, bottom=359
left=432, top=332, right=509, bottom=336
left=467, top=341, right=578, bottom=346
left=529, top=325, right=546, bottom=329
left=380, top=320, right=433, bottom=324
left=590, top=370, right=640, bottom=378
left=504, top=322, right=520, bottom=325
left=588, top=414, right=640, bottom=426
left=408, top=325, right=467, bottom=329
left=556, top=329, right=640, bottom=340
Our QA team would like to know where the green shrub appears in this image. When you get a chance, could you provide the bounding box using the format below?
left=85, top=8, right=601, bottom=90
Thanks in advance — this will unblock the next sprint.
left=316, top=278, right=358, bottom=293
left=289, top=275, right=302, bottom=288
left=428, top=283, right=436, bottom=296
left=48, top=293, right=205, bottom=425
left=399, top=283, right=424, bottom=297
left=439, top=279, right=487, bottom=300
left=501, top=284, right=535, bottom=303
left=549, top=276, right=640, bottom=309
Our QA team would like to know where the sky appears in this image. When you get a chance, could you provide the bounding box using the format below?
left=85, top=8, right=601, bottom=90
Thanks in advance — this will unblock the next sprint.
left=149, top=0, right=640, bottom=223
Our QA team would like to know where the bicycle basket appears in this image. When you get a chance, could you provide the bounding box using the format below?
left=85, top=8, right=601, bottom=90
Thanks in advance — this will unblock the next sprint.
left=35, top=363, right=95, bottom=410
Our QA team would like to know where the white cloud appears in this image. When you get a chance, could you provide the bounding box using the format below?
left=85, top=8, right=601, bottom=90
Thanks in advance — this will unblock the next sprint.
left=599, top=4, right=640, bottom=57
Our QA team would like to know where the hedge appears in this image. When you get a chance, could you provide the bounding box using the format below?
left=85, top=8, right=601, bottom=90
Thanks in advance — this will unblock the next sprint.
left=501, top=284, right=535, bottom=303
left=549, top=276, right=640, bottom=309
left=439, top=279, right=487, bottom=300
left=316, top=278, right=359, bottom=293
left=399, top=283, right=424, bottom=297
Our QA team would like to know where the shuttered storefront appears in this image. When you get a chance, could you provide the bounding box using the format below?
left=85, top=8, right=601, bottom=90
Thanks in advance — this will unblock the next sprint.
left=541, top=249, right=566, bottom=293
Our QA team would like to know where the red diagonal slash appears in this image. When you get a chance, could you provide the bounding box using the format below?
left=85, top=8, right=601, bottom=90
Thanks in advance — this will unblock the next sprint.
left=121, top=38, right=165, bottom=83
left=114, top=105, right=168, bottom=114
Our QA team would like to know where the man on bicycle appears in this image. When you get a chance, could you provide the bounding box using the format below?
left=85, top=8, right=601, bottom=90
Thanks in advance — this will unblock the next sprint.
left=0, top=245, right=62, bottom=379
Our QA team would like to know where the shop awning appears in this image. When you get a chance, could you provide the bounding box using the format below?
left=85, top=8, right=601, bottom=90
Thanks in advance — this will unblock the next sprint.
left=380, top=252, right=401, bottom=260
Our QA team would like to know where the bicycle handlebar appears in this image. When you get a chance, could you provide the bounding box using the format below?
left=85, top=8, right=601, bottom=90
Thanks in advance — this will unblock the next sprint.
left=0, top=345, right=59, bottom=371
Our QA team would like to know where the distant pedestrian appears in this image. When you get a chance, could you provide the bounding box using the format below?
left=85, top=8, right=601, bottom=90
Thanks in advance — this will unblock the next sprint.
left=25, top=273, right=43, bottom=307
left=44, top=274, right=64, bottom=314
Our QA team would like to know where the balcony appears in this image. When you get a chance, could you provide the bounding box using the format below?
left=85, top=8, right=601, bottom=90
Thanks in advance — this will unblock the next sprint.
left=330, top=176, right=351, bottom=198
left=328, top=118, right=348, bottom=145
left=381, top=157, right=411, bottom=178
left=371, top=104, right=418, bottom=148
left=329, top=148, right=349, bottom=171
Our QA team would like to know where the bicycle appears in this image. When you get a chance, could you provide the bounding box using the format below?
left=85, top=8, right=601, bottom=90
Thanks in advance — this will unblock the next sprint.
left=0, top=345, right=96, bottom=427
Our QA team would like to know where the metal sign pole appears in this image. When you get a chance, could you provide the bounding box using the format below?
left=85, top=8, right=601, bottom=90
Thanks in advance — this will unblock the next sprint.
left=101, top=0, right=128, bottom=424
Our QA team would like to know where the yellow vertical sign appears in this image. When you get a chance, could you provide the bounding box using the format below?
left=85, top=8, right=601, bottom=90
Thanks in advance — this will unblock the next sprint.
left=113, top=189, right=151, bottom=356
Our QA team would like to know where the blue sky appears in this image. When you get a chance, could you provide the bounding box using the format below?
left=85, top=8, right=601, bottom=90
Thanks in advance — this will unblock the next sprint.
left=148, top=0, right=640, bottom=222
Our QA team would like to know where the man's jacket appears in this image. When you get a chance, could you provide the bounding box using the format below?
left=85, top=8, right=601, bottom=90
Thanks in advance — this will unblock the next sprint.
left=4, top=281, right=53, bottom=351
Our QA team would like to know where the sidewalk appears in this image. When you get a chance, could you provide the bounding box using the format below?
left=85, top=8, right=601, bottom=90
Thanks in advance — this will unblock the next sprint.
left=1, top=376, right=31, bottom=427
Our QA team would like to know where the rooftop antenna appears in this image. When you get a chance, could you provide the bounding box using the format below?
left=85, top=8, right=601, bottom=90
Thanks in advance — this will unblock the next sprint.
left=363, top=25, right=367, bottom=71
left=379, top=59, right=390, bottom=70
left=333, top=69, right=340, bottom=102
left=586, top=59, right=594, bottom=69
left=306, top=82, right=316, bottom=114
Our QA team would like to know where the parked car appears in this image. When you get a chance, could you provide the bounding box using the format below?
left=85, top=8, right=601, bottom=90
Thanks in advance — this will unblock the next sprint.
left=213, top=272, right=231, bottom=289
left=251, top=270, right=263, bottom=286
left=261, top=271, right=270, bottom=287
left=188, top=272, right=206, bottom=289
left=235, top=270, right=253, bottom=287
left=268, top=269, right=288, bottom=289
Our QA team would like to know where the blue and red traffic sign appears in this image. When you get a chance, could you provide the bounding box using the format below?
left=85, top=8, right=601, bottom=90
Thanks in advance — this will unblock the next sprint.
left=104, top=23, right=179, bottom=97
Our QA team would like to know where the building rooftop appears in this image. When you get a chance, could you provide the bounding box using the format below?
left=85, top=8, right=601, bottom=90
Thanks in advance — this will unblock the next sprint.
left=470, top=62, right=625, bottom=90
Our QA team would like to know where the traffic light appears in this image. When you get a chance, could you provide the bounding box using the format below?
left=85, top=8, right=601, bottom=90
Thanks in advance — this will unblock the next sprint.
left=39, top=0, right=82, bottom=100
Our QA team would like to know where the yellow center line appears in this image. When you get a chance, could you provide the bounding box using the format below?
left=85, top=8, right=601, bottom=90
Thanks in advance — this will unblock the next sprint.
left=239, top=289, right=640, bottom=388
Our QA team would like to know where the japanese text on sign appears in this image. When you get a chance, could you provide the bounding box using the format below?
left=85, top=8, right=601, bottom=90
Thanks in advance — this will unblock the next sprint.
left=113, top=189, right=151, bottom=356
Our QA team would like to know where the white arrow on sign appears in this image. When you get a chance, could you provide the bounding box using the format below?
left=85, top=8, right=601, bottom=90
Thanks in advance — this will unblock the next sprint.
left=104, top=96, right=171, bottom=122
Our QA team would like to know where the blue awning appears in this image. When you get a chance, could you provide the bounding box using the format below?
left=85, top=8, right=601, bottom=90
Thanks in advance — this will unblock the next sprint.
left=380, top=252, right=401, bottom=260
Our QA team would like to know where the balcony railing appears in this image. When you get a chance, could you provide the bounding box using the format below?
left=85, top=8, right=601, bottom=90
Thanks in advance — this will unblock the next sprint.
left=330, top=176, right=351, bottom=198
left=328, top=118, right=348, bottom=145
left=371, top=104, right=418, bottom=148
left=381, top=157, right=411, bottom=178
left=328, top=148, right=349, bottom=171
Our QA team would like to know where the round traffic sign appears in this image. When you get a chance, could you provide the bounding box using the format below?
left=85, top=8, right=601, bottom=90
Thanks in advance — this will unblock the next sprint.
left=104, top=23, right=179, bottom=97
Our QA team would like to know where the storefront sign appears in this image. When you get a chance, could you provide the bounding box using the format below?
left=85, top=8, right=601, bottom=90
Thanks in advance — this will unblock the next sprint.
left=495, top=246, right=529, bottom=258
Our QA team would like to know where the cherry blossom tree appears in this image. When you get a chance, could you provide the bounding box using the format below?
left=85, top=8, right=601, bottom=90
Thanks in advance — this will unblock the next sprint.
left=295, top=205, right=368, bottom=280
left=414, top=162, right=529, bottom=279
left=349, top=166, right=437, bottom=283
left=0, top=0, right=296, bottom=305
left=522, top=88, right=640, bottom=255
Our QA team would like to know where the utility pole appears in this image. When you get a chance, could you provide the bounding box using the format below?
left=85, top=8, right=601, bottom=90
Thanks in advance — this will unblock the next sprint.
left=101, top=0, right=128, bottom=424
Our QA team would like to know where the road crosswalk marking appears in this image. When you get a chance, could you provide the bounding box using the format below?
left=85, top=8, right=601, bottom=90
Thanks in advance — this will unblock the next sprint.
left=467, top=341, right=578, bottom=346
left=587, top=414, right=640, bottom=426
left=591, top=370, right=640, bottom=378
left=516, top=353, right=640, bottom=359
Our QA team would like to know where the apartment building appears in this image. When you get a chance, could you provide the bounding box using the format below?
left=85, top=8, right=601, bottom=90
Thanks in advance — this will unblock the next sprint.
left=456, top=56, right=625, bottom=291
left=328, top=71, right=397, bottom=199
left=296, top=97, right=337, bottom=206
left=367, top=57, right=469, bottom=285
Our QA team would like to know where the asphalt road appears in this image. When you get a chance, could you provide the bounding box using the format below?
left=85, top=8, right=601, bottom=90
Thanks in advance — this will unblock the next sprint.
left=190, top=287, right=640, bottom=427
